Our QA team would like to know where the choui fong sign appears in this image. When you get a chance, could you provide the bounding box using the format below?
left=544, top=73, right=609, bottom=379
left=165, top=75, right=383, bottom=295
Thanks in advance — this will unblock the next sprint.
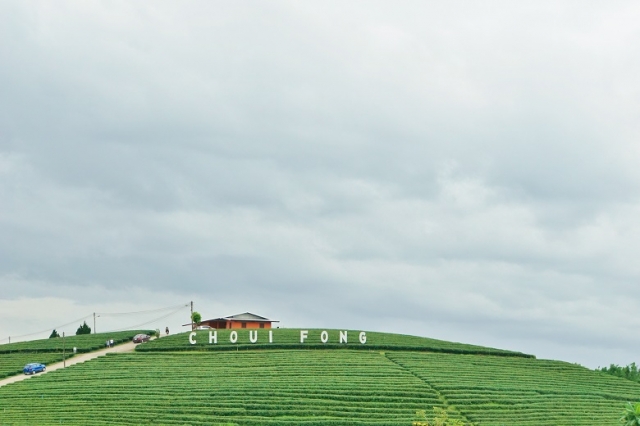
left=188, top=330, right=367, bottom=345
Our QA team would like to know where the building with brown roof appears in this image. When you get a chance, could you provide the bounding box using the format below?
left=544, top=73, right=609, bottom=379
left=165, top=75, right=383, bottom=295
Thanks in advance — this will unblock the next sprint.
left=188, top=312, right=278, bottom=329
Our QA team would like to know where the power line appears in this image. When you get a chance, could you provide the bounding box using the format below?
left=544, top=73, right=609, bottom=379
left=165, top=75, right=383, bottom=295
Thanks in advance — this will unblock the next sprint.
left=0, top=303, right=190, bottom=344
left=0, top=313, right=94, bottom=342
left=106, top=305, right=189, bottom=332
left=96, top=303, right=189, bottom=317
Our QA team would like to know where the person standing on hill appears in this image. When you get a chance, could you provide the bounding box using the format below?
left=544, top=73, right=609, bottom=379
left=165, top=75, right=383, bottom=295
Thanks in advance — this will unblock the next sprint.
left=165, top=327, right=169, bottom=336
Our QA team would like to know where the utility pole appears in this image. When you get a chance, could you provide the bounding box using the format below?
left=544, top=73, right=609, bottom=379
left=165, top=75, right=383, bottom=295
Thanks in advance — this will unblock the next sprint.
left=190, top=301, right=194, bottom=331
left=63, top=332, right=66, bottom=368
left=93, top=312, right=96, bottom=334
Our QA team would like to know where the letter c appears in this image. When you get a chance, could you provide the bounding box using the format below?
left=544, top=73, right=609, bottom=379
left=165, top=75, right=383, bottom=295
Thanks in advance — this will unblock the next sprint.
left=189, top=332, right=197, bottom=345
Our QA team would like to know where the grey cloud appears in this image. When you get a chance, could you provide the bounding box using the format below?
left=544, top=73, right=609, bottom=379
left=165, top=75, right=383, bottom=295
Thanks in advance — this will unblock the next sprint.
left=1, top=1, right=640, bottom=367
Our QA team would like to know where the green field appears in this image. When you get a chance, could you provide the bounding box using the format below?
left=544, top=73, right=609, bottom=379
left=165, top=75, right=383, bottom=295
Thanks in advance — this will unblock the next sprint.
left=0, top=330, right=153, bottom=354
left=0, top=353, right=71, bottom=379
left=0, top=329, right=638, bottom=425
left=138, top=328, right=531, bottom=357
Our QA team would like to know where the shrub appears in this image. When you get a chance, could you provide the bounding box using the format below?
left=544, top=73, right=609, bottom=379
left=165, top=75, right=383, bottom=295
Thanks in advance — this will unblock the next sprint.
left=621, top=402, right=640, bottom=426
left=413, top=407, right=469, bottom=426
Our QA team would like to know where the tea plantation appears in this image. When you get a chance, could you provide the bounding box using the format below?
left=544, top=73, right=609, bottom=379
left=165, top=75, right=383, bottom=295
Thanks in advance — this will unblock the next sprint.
left=0, top=353, right=69, bottom=379
left=0, top=329, right=638, bottom=425
left=0, top=330, right=153, bottom=354
left=0, top=330, right=152, bottom=384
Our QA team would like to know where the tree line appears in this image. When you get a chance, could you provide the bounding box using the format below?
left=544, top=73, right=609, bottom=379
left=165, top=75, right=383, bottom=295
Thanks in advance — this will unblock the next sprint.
left=49, top=321, right=92, bottom=338
left=597, top=363, right=640, bottom=383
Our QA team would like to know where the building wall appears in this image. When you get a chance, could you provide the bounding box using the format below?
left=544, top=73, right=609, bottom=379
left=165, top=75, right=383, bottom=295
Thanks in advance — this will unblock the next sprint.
left=201, top=320, right=228, bottom=329
left=228, top=321, right=272, bottom=329
left=200, top=319, right=273, bottom=329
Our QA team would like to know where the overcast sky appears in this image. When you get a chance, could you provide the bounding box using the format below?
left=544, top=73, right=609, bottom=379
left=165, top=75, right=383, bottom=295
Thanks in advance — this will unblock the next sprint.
left=1, top=1, right=639, bottom=368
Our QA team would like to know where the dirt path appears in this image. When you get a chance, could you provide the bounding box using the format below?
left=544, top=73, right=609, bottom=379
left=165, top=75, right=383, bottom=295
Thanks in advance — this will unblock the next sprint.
left=0, top=341, right=138, bottom=388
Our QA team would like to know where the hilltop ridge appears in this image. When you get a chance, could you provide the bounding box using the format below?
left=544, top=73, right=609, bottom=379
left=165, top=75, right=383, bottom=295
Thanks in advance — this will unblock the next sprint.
left=136, top=328, right=534, bottom=358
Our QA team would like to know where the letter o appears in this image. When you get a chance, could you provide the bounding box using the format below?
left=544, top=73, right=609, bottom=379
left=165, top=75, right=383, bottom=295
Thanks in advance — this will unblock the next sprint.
left=320, top=330, right=329, bottom=343
left=230, top=331, right=238, bottom=343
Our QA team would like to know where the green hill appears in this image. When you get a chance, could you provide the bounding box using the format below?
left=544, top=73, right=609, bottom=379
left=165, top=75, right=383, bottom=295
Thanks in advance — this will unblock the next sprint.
left=0, top=330, right=153, bottom=354
left=0, top=329, right=638, bottom=425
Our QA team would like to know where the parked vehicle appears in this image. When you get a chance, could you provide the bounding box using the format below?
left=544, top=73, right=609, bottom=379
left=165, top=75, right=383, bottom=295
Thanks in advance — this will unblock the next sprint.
left=132, top=334, right=150, bottom=343
left=196, top=325, right=212, bottom=330
left=23, top=363, right=46, bottom=375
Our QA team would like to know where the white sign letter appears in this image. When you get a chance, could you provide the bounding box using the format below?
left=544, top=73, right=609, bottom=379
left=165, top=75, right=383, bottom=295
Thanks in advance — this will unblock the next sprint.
left=339, top=330, right=348, bottom=344
left=189, top=332, right=197, bottom=345
left=209, top=331, right=217, bottom=344
left=300, top=330, right=308, bottom=343
left=269, top=330, right=273, bottom=343
left=320, top=330, right=329, bottom=343
left=249, top=330, right=258, bottom=343
left=359, top=332, right=367, bottom=344
left=230, top=331, right=238, bottom=343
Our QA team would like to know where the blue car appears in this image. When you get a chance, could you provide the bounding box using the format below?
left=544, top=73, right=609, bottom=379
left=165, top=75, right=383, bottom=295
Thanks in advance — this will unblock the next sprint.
left=23, top=363, right=46, bottom=375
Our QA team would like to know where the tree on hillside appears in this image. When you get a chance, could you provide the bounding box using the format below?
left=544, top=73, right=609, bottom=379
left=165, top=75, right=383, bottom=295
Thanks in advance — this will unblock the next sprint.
left=49, top=329, right=60, bottom=338
left=75, top=321, right=91, bottom=335
left=621, top=402, right=640, bottom=426
left=191, top=311, right=202, bottom=329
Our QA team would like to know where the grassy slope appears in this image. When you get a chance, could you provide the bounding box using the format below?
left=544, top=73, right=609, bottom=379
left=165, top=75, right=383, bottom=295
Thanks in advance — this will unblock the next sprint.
left=0, top=353, right=72, bottom=379
left=0, top=330, right=151, bottom=381
left=137, top=329, right=532, bottom=357
left=0, top=330, right=154, bottom=354
left=0, top=330, right=639, bottom=425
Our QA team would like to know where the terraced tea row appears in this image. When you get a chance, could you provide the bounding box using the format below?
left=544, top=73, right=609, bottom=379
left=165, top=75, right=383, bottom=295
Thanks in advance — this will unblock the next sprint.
left=0, top=353, right=71, bottom=379
left=388, top=352, right=640, bottom=426
left=2, top=333, right=637, bottom=425
left=0, top=350, right=450, bottom=425
left=139, top=329, right=531, bottom=357
left=0, top=330, right=153, bottom=354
